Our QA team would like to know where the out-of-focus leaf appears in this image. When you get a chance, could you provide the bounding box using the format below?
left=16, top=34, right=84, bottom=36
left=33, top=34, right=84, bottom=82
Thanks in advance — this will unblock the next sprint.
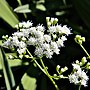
left=0, top=46, right=15, bottom=90
left=0, top=40, right=2, bottom=45
left=16, top=73, right=36, bottom=90
left=0, top=0, right=19, bottom=28
left=37, top=0, right=45, bottom=4
left=36, top=4, right=46, bottom=11
left=0, top=59, right=22, bottom=70
left=72, top=0, right=90, bottom=29
left=14, top=4, right=31, bottom=13
left=55, top=11, right=66, bottom=16
left=0, top=52, right=29, bottom=70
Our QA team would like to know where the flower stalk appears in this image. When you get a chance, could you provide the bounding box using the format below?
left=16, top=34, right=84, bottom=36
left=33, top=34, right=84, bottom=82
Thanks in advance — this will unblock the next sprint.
left=27, top=48, right=59, bottom=90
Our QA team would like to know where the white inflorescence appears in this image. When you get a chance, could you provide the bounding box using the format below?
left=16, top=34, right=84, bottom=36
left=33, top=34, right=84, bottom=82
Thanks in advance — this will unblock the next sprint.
left=3, top=19, right=72, bottom=58
left=68, top=62, right=89, bottom=87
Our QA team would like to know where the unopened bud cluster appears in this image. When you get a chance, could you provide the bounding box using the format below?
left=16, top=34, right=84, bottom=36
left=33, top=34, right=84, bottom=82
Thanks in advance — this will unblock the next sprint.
left=46, top=17, right=58, bottom=27
left=53, top=65, right=68, bottom=80
left=75, top=35, right=85, bottom=44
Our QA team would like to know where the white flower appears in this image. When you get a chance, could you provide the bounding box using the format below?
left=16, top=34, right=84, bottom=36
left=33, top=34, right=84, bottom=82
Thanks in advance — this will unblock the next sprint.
left=36, top=25, right=45, bottom=32
left=17, top=48, right=26, bottom=54
left=20, top=28, right=30, bottom=37
left=25, top=21, right=33, bottom=28
left=12, top=36, right=20, bottom=47
left=56, top=25, right=62, bottom=33
left=12, top=32, right=23, bottom=38
left=3, top=19, right=71, bottom=59
left=68, top=73, right=79, bottom=84
left=37, top=37, right=44, bottom=45
left=34, top=30, right=44, bottom=38
left=56, top=38, right=64, bottom=47
left=61, top=36, right=67, bottom=41
left=19, top=21, right=33, bottom=28
left=34, top=47, right=44, bottom=57
left=81, top=79, right=88, bottom=87
left=44, top=50, right=53, bottom=58
left=61, top=25, right=72, bottom=36
left=44, top=34, right=51, bottom=43
left=50, top=41, right=60, bottom=54
left=68, top=65, right=89, bottom=87
left=19, top=41, right=26, bottom=48
left=48, top=26, right=56, bottom=34
left=27, top=37, right=36, bottom=46
left=72, top=63, right=81, bottom=70
left=3, top=38, right=11, bottom=47
left=81, top=71, right=89, bottom=80
left=29, top=27, right=36, bottom=34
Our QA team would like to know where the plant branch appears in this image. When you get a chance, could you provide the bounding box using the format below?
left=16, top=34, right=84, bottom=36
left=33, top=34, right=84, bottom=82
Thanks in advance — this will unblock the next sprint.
left=40, top=58, right=59, bottom=90
left=80, top=44, right=90, bottom=57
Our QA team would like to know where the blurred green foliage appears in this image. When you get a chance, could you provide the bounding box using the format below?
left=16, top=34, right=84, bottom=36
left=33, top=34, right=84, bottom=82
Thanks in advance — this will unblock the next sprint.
left=0, top=0, right=90, bottom=90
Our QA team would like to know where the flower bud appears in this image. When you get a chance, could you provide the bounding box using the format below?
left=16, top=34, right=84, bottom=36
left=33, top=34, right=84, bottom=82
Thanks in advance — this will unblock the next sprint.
left=47, top=22, right=51, bottom=27
left=64, top=66, right=68, bottom=71
left=75, top=35, right=81, bottom=39
left=81, top=37, right=85, bottom=42
left=53, top=18, right=58, bottom=25
left=56, top=65, right=60, bottom=72
left=57, top=65, right=60, bottom=69
left=60, top=75, right=64, bottom=78
left=61, top=68, right=65, bottom=72
left=75, top=60, right=79, bottom=64
left=50, top=18, right=54, bottom=24
left=81, top=57, right=87, bottom=64
left=24, top=55, right=30, bottom=58
left=46, top=17, right=50, bottom=22
left=53, top=74, right=57, bottom=77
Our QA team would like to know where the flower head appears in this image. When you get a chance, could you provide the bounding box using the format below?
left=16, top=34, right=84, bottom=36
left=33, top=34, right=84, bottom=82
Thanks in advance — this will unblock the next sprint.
left=68, top=59, right=89, bottom=87
left=3, top=18, right=72, bottom=58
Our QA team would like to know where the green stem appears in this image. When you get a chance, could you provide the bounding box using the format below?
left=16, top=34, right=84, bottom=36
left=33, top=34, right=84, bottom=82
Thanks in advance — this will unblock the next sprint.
left=26, top=48, right=33, bottom=58
left=17, top=0, right=22, bottom=5
left=26, top=48, right=46, bottom=74
left=80, top=44, right=90, bottom=57
left=26, top=48, right=59, bottom=90
left=40, top=58, right=59, bottom=90
left=78, top=85, right=81, bottom=90
left=33, top=59, right=46, bottom=74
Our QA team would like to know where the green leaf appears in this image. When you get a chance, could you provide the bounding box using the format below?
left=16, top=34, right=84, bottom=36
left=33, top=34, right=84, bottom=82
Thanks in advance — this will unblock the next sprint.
left=0, top=0, right=19, bottom=28
left=0, top=46, right=15, bottom=90
left=16, top=73, right=36, bottom=90
left=36, top=4, right=46, bottom=11
left=0, top=59, right=22, bottom=70
left=0, top=40, right=2, bottom=45
left=0, top=52, right=29, bottom=70
left=55, top=11, right=66, bottom=16
left=14, top=4, right=31, bottom=13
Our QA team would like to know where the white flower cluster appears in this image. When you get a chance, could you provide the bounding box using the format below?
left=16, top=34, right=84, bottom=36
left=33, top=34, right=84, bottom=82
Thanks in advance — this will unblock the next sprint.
left=3, top=18, right=71, bottom=58
left=68, top=60, right=89, bottom=87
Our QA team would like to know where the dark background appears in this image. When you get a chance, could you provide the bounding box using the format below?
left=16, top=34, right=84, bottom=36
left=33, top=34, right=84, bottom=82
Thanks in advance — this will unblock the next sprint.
left=0, top=0, right=90, bottom=90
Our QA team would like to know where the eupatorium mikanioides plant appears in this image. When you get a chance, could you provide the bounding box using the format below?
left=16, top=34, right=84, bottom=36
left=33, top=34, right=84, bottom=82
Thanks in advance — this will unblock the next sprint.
left=2, top=17, right=90, bottom=90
